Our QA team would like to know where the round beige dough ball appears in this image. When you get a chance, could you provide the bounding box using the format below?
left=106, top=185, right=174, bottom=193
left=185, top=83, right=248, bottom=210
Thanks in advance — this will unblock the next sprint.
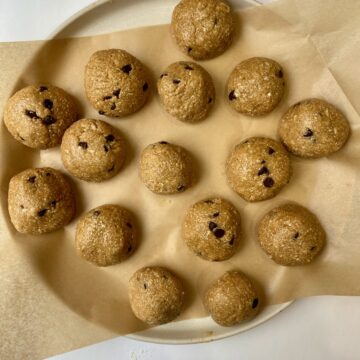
left=226, top=137, right=292, bottom=202
left=157, top=61, right=215, bottom=123
left=85, top=49, right=150, bottom=117
left=128, top=266, right=185, bottom=325
left=183, top=197, right=241, bottom=261
left=75, top=204, right=136, bottom=266
left=61, top=118, right=126, bottom=182
left=278, top=98, right=350, bottom=158
left=257, top=203, right=326, bottom=266
left=171, top=0, right=234, bottom=60
left=204, top=271, right=260, bottom=326
left=227, top=57, right=285, bottom=116
left=139, top=141, right=194, bottom=194
left=4, top=84, right=77, bottom=149
left=8, top=167, right=76, bottom=234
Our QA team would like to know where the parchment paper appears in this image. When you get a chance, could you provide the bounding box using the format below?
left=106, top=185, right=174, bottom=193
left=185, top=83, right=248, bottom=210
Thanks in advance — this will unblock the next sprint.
left=1, top=0, right=360, bottom=358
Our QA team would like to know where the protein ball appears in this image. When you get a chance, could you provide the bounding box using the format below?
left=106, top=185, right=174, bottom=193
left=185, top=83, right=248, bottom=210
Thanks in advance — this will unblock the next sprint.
left=8, top=167, right=76, bottom=234
left=61, top=118, right=126, bottom=182
left=204, top=271, right=260, bottom=326
left=226, top=137, right=292, bottom=202
left=157, top=61, right=215, bottom=123
left=257, top=203, right=326, bottom=266
left=139, top=141, right=194, bottom=194
left=4, top=84, right=77, bottom=149
left=183, top=197, right=241, bottom=261
left=278, top=98, right=350, bottom=158
left=227, top=57, right=285, bottom=116
left=128, top=266, right=185, bottom=325
left=171, top=0, right=234, bottom=60
left=75, top=204, right=136, bottom=266
left=84, top=49, right=150, bottom=117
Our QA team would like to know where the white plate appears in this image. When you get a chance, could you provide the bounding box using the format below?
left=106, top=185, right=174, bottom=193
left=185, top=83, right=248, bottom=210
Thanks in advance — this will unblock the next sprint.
left=19, top=0, right=292, bottom=345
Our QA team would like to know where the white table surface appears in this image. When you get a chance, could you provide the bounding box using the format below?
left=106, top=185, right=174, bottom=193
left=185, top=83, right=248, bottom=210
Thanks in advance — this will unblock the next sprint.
left=1, top=1, right=360, bottom=359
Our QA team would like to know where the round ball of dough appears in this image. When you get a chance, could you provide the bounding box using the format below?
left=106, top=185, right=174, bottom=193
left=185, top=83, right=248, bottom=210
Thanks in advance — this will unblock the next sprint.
left=227, top=57, right=285, bottom=116
left=139, top=141, right=194, bottom=194
left=257, top=203, right=326, bottom=266
left=171, top=0, right=234, bottom=60
left=4, top=84, right=77, bottom=149
left=128, top=266, right=185, bottom=325
left=278, top=98, right=350, bottom=158
left=75, top=204, right=136, bottom=266
left=8, top=167, right=76, bottom=234
left=157, top=61, right=215, bottom=123
left=204, top=271, right=260, bottom=327
left=226, top=137, right=292, bottom=202
left=61, top=118, right=126, bottom=182
left=85, top=49, right=150, bottom=117
left=183, top=197, right=241, bottom=261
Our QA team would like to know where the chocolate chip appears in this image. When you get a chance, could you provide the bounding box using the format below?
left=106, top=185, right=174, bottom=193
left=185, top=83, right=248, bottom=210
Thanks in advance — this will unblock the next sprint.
left=160, top=73, right=168, bottom=78
left=25, top=110, right=39, bottom=119
left=113, top=89, right=121, bottom=98
left=93, top=210, right=100, bottom=216
left=184, top=64, right=193, bottom=70
left=126, top=222, right=132, bottom=228
left=46, top=172, right=51, bottom=176
left=127, top=245, right=133, bottom=253
left=208, top=221, right=217, bottom=231
left=99, top=110, right=105, bottom=115
left=111, top=103, right=116, bottom=110
left=50, top=200, right=57, bottom=208
left=103, top=95, right=112, bottom=100
left=103, top=145, right=109, bottom=152
left=143, top=283, right=147, bottom=290
left=204, top=200, right=214, bottom=204
left=121, top=64, right=132, bottom=74
left=143, top=83, right=149, bottom=91
left=78, top=141, right=88, bottom=149
left=28, top=176, right=36, bottom=183
left=20, top=205, right=24, bottom=209
left=303, top=128, right=313, bottom=137
left=263, top=177, right=274, bottom=188
left=105, top=134, right=115, bottom=142
left=293, top=232, right=299, bottom=239
left=268, top=147, right=275, bottom=155
left=159, top=141, right=168, bottom=144
left=173, top=79, right=181, bottom=85
left=252, top=298, right=259, bottom=309
left=208, top=97, right=212, bottom=104
left=229, top=235, right=235, bottom=245
left=37, top=209, right=47, bottom=217
left=187, top=47, right=192, bottom=53
left=276, top=69, right=283, bottom=78
left=261, top=160, right=266, bottom=164
left=108, top=164, right=115, bottom=172
left=228, top=90, right=236, bottom=101
left=310, top=246, right=317, bottom=251
left=214, top=228, right=225, bottom=238
left=177, top=185, right=185, bottom=192
left=212, top=212, right=219, bottom=218
left=257, top=166, right=269, bottom=176
left=42, top=115, right=56, bottom=125
left=43, top=99, right=53, bottom=110
left=39, top=86, right=48, bottom=92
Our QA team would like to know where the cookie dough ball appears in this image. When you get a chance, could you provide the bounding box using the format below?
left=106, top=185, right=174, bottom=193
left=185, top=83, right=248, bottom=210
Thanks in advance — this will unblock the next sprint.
left=227, top=57, right=285, bottom=116
left=226, top=137, right=292, bottom=202
left=171, top=0, right=234, bottom=60
left=75, top=204, right=136, bottom=266
left=4, top=84, right=77, bottom=149
left=257, top=203, right=326, bottom=266
left=279, top=98, right=350, bottom=158
left=61, top=118, right=126, bottom=182
left=8, top=167, right=75, bottom=234
left=183, top=197, right=241, bottom=261
left=85, top=49, right=150, bottom=117
left=139, top=141, right=194, bottom=194
left=204, top=271, right=260, bottom=326
left=128, top=266, right=185, bottom=325
left=157, top=61, right=215, bottom=123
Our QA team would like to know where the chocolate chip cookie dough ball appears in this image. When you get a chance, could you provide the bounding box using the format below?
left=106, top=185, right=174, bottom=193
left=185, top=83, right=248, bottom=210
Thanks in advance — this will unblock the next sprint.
left=279, top=98, right=350, bottom=158
left=8, top=167, right=75, bottom=234
left=61, top=119, right=126, bottom=182
left=227, top=57, right=285, bottom=116
left=171, top=0, right=234, bottom=60
left=139, top=141, right=194, bottom=194
left=85, top=49, right=150, bottom=117
left=183, top=197, right=241, bottom=261
left=75, top=204, right=136, bottom=266
left=257, top=203, right=326, bottom=266
left=157, top=61, right=215, bottom=123
left=204, top=271, right=260, bottom=326
left=128, top=266, right=185, bottom=325
left=4, top=84, right=77, bottom=149
left=226, top=137, right=292, bottom=202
